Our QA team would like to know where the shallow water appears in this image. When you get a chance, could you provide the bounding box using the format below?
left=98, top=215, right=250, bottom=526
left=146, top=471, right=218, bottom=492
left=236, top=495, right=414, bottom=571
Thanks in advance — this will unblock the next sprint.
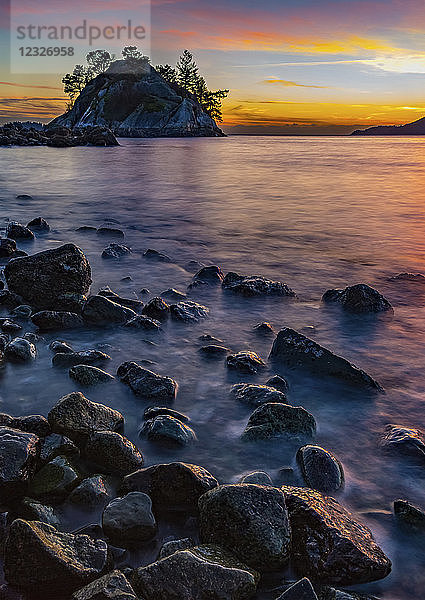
left=1, top=136, right=425, bottom=599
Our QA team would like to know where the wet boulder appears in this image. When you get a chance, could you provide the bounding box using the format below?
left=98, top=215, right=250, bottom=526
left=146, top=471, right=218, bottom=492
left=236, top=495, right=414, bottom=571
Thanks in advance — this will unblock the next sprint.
left=6, top=222, right=34, bottom=240
left=144, top=406, right=190, bottom=423
left=131, top=544, right=259, bottom=600
left=0, top=290, right=25, bottom=309
left=269, top=328, right=383, bottom=391
left=4, top=243, right=92, bottom=310
left=4, top=519, right=109, bottom=594
left=102, top=492, right=157, bottom=547
left=4, top=337, right=36, bottom=362
left=0, top=427, right=40, bottom=503
left=98, top=288, right=142, bottom=312
left=161, top=288, right=186, bottom=302
left=241, top=403, right=316, bottom=441
left=55, top=292, right=87, bottom=314
left=68, top=475, right=111, bottom=508
left=84, top=431, right=144, bottom=474
left=191, top=265, right=224, bottom=287
left=393, top=499, right=425, bottom=529
left=40, top=433, right=79, bottom=464
left=26, top=217, right=50, bottom=232
left=117, top=361, right=177, bottom=403
left=48, top=391, right=124, bottom=444
left=222, top=272, right=295, bottom=297
left=276, top=578, right=318, bottom=600
left=121, top=462, right=218, bottom=514
left=124, top=314, right=161, bottom=330
left=322, top=284, right=392, bottom=314
left=101, top=243, right=131, bottom=259
left=143, top=248, right=171, bottom=262
left=28, top=455, right=80, bottom=502
left=200, top=344, right=231, bottom=357
left=170, top=300, right=209, bottom=323
left=297, top=445, right=344, bottom=493
left=72, top=570, right=137, bottom=600
left=97, top=226, right=124, bottom=238
left=31, top=310, right=83, bottom=330
left=239, top=471, right=273, bottom=485
left=227, top=351, right=266, bottom=374
left=253, top=321, right=275, bottom=335
left=141, top=415, right=197, bottom=446
left=231, top=383, right=287, bottom=407
left=142, top=297, right=170, bottom=321
left=380, top=424, right=425, bottom=461
left=69, top=365, right=115, bottom=386
left=282, top=486, right=392, bottom=585
left=82, top=295, right=136, bottom=325
left=389, top=272, right=425, bottom=282
left=18, top=498, right=61, bottom=528
left=159, top=537, right=194, bottom=559
left=266, top=374, right=289, bottom=393
left=0, top=238, right=16, bottom=257
left=10, top=415, right=51, bottom=437
left=53, top=349, right=111, bottom=368
left=199, top=483, right=291, bottom=571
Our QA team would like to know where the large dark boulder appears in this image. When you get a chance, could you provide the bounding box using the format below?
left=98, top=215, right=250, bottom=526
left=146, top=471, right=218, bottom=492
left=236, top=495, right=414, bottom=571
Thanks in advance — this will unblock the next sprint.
left=72, top=570, right=137, bottom=600
left=393, top=499, right=425, bottom=529
left=297, top=445, right=344, bottom=493
left=269, top=328, right=383, bottom=391
left=121, top=462, right=218, bottom=514
left=322, top=284, right=392, bottom=314
left=117, top=361, right=177, bottom=402
left=231, top=383, right=288, bottom=407
left=222, top=272, right=295, bottom=297
left=31, top=310, right=83, bottom=330
left=84, top=431, right=144, bottom=474
left=4, top=244, right=92, bottom=309
left=380, top=424, right=425, bottom=461
left=52, top=349, right=111, bottom=368
left=282, top=486, right=392, bottom=585
left=140, top=415, right=197, bottom=446
left=102, top=492, right=157, bottom=547
left=0, top=238, right=17, bottom=257
left=131, top=544, right=259, bottom=600
left=48, top=391, right=124, bottom=444
left=199, top=484, right=291, bottom=571
left=0, top=427, right=40, bottom=503
left=241, top=402, right=316, bottom=441
left=4, top=519, right=109, bottom=594
left=82, top=295, right=136, bottom=325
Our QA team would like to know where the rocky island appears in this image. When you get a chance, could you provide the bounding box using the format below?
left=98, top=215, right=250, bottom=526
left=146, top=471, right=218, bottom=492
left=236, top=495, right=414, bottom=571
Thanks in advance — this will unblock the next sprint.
left=352, top=116, right=425, bottom=136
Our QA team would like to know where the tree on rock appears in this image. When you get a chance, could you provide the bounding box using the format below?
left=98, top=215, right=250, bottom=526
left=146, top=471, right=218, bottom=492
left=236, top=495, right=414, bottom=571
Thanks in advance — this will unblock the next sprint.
left=86, top=49, right=114, bottom=76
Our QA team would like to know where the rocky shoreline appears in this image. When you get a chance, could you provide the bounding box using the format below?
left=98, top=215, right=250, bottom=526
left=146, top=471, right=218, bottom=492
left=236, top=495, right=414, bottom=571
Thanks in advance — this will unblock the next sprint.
left=0, top=123, right=119, bottom=147
left=0, top=216, right=423, bottom=600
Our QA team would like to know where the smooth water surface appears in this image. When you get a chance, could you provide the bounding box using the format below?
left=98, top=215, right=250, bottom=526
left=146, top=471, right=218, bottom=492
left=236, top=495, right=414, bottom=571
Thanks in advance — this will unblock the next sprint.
left=1, top=136, right=425, bottom=599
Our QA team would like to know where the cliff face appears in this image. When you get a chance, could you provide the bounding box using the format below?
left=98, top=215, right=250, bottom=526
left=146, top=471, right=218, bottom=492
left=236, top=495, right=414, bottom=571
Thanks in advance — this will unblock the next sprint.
left=352, top=117, right=425, bottom=136
left=50, top=63, right=225, bottom=138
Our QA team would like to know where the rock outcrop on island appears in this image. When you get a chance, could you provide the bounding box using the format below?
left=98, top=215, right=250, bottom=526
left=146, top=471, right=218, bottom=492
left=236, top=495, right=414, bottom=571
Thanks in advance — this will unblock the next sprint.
left=49, top=61, right=225, bottom=138
left=352, top=116, right=425, bottom=136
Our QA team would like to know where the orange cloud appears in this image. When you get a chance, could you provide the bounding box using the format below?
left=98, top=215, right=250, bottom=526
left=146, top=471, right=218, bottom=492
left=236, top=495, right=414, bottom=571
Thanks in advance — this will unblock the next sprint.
left=263, top=79, right=329, bottom=88
left=0, top=81, right=62, bottom=91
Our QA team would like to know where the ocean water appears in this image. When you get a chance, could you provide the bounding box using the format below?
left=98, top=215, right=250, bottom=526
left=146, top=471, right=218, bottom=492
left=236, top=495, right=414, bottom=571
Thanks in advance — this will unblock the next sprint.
left=1, top=136, right=425, bottom=599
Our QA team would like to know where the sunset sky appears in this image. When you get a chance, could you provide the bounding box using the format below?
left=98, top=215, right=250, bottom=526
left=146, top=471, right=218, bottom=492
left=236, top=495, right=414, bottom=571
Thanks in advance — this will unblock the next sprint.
left=1, top=0, right=425, bottom=134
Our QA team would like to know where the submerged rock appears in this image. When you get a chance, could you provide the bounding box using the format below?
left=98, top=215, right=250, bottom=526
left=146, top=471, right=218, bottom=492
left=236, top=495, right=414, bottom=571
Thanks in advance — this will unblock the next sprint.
left=69, top=365, right=115, bottom=386
left=282, top=486, right=392, bottom=585
left=200, top=344, right=231, bottom=357
left=102, top=492, right=157, bottom=547
left=26, top=217, right=50, bottom=232
left=191, top=265, right=224, bottom=288
left=29, top=455, right=80, bottom=502
left=142, top=297, right=170, bottom=321
left=98, top=288, right=142, bottom=312
left=170, top=300, right=209, bottom=323
left=266, top=374, right=289, bottom=393
left=144, top=406, right=190, bottom=423
left=297, top=445, right=344, bottom=493
left=253, top=321, right=275, bottom=334
left=53, top=349, right=111, bottom=368
left=69, top=475, right=111, bottom=508
left=380, top=424, right=425, bottom=461
left=97, top=226, right=124, bottom=238
left=141, top=415, right=197, bottom=446
left=5, top=337, right=36, bottom=362
left=222, top=272, right=295, bottom=297
left=131, top=544, right=259, bottom=600
left=117, top=361, right=177, bottom=402
left=276, top=578, right=318, bottom=600
left=4, top=243, right=92, bottom=310
left=31, top=310, right=83, bottom=330
left=242, top=403, right=316, bottom=441
left=6, top=222, right=34, bottom=240
left=82, top=295, right=136, bottom=325
left=199, top=483, right=291, bottom=571
left=239, top=471, right=273, bottom=485
left=269, top=328, right=383, bottom=391
left=101, top=243, right=131, bottom=259
left=143, top=248, right=171, bottom=262
left=72, top=570, right=137, bottom=600
left=231, top=383, right=287, bottom=407
left=84, top=431, right=144, bottom=474
left=227, top=351, right=266, bottom=374
left=161, top=288, right=186, bottom=302
left=4, top=519, right=109, bottom=593
left=124, top=314, right=161, bottom=330
left=0, top=427, right=40, bottom=503
left=393, top=498, right=425, bottom=529
left=121, top=462, right=218, bottom=514
left=48, top=391, right=124, bottom=444
left=0, top=238, right=17, bottom=257
left=389, top=272, right=425, bottom=282
left=322, top=284, right=392, bottom=314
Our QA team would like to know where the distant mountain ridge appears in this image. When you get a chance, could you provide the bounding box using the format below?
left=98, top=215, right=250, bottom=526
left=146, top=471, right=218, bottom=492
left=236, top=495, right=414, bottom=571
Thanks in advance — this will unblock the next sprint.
left=50, top=61, right=224, bottom=138
left=352, top=116, right=425, bottom=136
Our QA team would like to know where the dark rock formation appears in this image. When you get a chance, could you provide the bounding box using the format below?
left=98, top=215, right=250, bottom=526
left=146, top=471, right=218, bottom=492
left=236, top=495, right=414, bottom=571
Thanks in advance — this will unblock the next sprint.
left=26, top=217, right=50, bottom=232
left=352, top=116, right=425, bottom=136
left=121, top=462, right=218, bottom=514
left=393, top=499, right=425, bottom=529
left=31, top=310, right=83, bottom=330
left=322, top=284, right=392, bottom=314
left=141, top=415, right=197, bottom=446
left=4, top=337, right=36, bottom=362
left=102, top=492, right=157, bottom=547
left=0, top=427, right=40, bottom=503
left=101, top=243, right=131, bottom=259
left=241, top=403, right=316, bottom=441
left=6, top=222, right=34, bottom=240
left=239, top=471, right=273, bottom=485
left=282, top=486, right=392, bottom=585
left=170, top=300, right=209, bottom=323
left=222, top=272, right=295, bottom=297
left=276, top=578, right=318, bottom=600
left=0, top=122, right=119, bottom=146
left=131, top=545, right=258, bottom=600
left=124, top=314, right=161, bottom=331
left=144, top=406, right=190, bottom=423
left=28, top=455, right=80, bottom=502
left=98, top=288, right=142, bottom=312
left=4, top=243, right=92, bottom=310
left=49, top=64, right=224, bottom=138
left=117, top=361, right=177, bottom=402
left=200, top=344, right=231, bottom=357
left=0, top=238, right=17, bottom=257
left=142, top=297, right=170, bottom=321
left=159, top=537, right=194, bottom=559
left=72, top=570, right=137, bottom=600
left=380, top=424, right=425, bottom=461
left=297, top=445, right=344, bottom=493
left=69, top=365, right=115, bottom=386
left=82, top=295, right=136, bottom=325
left=267, top=374, right=290, bottom=393
left=52, top=349, right=111, bottom=368
left=231, top=383, right=288, bottom=407
left=84, top=430, right=144, bottom=474
left=199, top=483, right=291, bottom=571
left=4, top=519, right=109, bottom=594
left=227, top=351, right=266, bottom=374
left=68, top=475, right=110, bottom=508
left=269, top=328, right=383, bottom=391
